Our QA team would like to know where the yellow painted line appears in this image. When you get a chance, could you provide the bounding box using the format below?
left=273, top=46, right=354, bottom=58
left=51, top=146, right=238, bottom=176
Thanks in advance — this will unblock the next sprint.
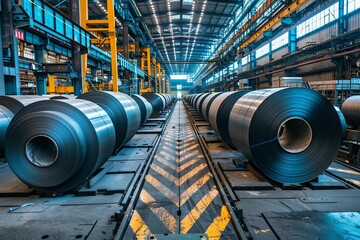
left=180, top=163, right=208, bottom=186
left=146, top=175, right=179, bottom=206
left=162, top=145, right=178, bottom=154
left=181, top=186, right=219, bottom=233
left=179, top=159, right=200, bottom=172
left=180, top=174, right=212, bottom=206
left=154, top=156, right=177, bottom=172
left=179, top=150, right=200, bottom=163
left=151, top=165, right=178, bottom=186
left=140, top=189, right=178, bottom=233
left=129, top=210, right=151, bottom=240
left=179, top=144, right=199, bottom=154
left=158, top=151, right=176, bottom=161
left=205, top=205, right=232, bottom=240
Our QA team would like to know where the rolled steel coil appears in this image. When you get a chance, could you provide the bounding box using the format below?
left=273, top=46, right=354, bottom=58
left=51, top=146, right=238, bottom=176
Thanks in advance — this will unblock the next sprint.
left=201, top=92, right=222, bottom=121
left=193, top=93, right=206, bottom=110
left=341, top=96, right=360, bottom=127
left=196, top=93, right=211, bottom=115
left=49, top=95, right=76, bottom=100
left=0, top=106, right=14, bottom=156
left=77, top=91, right=141, bottom=152
left=0, top=95, right=54, bottom=157
left=208, top=91, right=249, bottom=147
left=5, top=99, right=115, bottom=193
left=131, top=94, right=153, bottom=125
left=228, top=88, right=342, bottom=183
left=142, top=93, right=166, bottom=117
left=334, top=106, right=347, bottom=139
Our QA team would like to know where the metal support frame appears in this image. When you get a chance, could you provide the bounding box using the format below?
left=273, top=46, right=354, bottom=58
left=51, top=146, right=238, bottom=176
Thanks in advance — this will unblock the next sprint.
left=81, top=0, right=119, bottom=92
left=2, top=0, right=20, bottom=95
left=123, top=20, right=130, bottom=82
left=0, top=3, right=5, bottom=95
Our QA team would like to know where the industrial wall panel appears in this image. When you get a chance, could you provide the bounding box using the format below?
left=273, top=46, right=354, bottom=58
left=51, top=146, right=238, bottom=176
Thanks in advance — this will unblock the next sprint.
left=302, top=71, right=335, bottom=83
left=272, top=47, right=288, bottom=60
left=256, top=56, right=269, bottom=66
left=297, top=24, right=338, bottom=48
left=297, top=59, right=334, bottom=75
left=347, top=12, right=360, bottom=31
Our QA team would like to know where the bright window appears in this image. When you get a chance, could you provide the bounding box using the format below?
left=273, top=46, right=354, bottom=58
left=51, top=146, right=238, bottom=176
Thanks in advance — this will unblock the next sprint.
left=297, top=2, right=339, bottom=38
left=271, top=32, right=289, bottom=51
left=256, top=43, right=270, bottom=59
left=346, top=0, right=360, bottom=14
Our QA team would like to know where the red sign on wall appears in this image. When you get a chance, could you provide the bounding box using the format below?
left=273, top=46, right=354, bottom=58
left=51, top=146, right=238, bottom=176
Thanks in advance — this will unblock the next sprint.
left=15, top=29, right=24, bottom=41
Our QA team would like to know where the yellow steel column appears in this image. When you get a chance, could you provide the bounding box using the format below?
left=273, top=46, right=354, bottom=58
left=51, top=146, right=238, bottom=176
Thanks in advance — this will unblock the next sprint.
left=48, top=74, right=55, bottom=94
left=80, top=0, right=88, bottom=92
left=107, top=0, right=118, bottom=92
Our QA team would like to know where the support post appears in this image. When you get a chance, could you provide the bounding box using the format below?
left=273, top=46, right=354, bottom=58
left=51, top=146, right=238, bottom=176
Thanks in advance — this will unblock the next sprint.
left=0, top=3, right=5, bottom=95
left=70, top=0, right=83, bottom=96
left=108, top=0, right=118, bottom=92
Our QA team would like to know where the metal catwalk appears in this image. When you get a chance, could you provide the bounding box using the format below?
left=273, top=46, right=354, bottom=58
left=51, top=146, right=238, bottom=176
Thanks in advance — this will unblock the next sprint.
left=124, top=101, right=236, bottom=239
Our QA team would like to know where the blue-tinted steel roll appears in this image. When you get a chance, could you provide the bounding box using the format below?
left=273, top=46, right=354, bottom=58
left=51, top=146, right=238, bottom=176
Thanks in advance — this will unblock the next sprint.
left=201, top=92, right=222, bottom=121
left=0, top=95, right=54, bottom=157
left=334, top=106, right=347, bottom=139
left=131, top=94, right=153, bottom=125
left=229, top=88, right=342, bottom=183
left=77, top=91, right=141, bottom=152
left=341, top=96, right=360, bottom=127
left=5, top=99, right=115, bottom=193
left=0, top=106, right=14, bottom=156
left=142, top=93, right=166, bottom=117
left=208, top=91, right=249, bottom=147
left=196, top=93, right=211, bottom=115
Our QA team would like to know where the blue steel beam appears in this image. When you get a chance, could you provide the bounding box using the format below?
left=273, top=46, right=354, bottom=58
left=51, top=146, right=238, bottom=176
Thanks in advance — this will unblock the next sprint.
left=14, top=0, right=91, bottom=49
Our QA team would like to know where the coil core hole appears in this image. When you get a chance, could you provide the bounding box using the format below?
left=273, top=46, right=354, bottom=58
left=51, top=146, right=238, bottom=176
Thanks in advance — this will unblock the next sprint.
left=25, top=135, right=59, bottom=167
left=277, top=118, right=312, bottom=153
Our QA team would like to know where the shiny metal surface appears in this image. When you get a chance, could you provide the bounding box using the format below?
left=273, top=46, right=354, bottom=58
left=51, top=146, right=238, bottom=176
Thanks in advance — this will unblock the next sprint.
left=228, top=88, right=342, bottom=183
left=78, top=91, right=141, bottom=152
left=142, top=93, right=166, bottom=117
left=131, top=94, right=153, bottom=125
left=195, top=93, right=211, bottom=115
left=341, top=96, right=360, bottom=127
left=5, top=99, right=116, bottom=192
left=0, top=106, right=14, bottom=156
left=201, top=92, right=222, bottom=121
left=208, top=91, right=248, bottom=147
left=334, top=106, right=347, bottom=139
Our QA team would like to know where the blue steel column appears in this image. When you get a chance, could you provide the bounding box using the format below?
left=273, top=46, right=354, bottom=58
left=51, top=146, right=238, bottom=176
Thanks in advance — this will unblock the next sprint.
left=286, top=28, right=297, bottom=76
left=2, top=0, right=20, bottom=95
left=35, top=45, right=47, bottom=94
left=0, top=2, right=4, bottom=95
left=333, top=0, right=345, bottom=80
left=70, top=0, right=83, bottom=95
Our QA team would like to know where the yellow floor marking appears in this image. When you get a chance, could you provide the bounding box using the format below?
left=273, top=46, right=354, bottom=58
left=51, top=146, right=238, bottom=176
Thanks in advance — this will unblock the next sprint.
left=179, top=159, right=200, bottom=172
left=154, top=156, right=177, bottom=171
left=180, top=174, right=212, bottom=206
left=140, top=189, right=178, bottom=233
left=179, top=144, right=199, bottom=154
left=181, top=186, right=219, bottom=233
left=205, top=205, right=232, bottom=239
left=129, top=210, right=151, bottom=240
left=151, top=165, right=178, bottom=186
left=146, top=175, right=179, bottom=206
left=158, top=151, right=177, bottom=161
left=179, top=150, right=200, bottom=163
left=179, top=163, right=208, bottom=186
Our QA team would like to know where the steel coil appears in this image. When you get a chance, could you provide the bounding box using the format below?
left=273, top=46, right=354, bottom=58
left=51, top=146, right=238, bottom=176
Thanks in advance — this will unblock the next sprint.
left=341, top=96, right=360, bottom=127
left=0, top=106, right=14, bottom=156
left=208, top=91, right=249, bottom=147
left=201, top=92, right=222, bottom=121
left=131, top=94, right=153, bottom=125
left=5, top=99, right=115, bottom=193
left=334, top=106, right=347, bottom=139
left=196, top=93, right=211, bottom=115
left=0, top=95, right=54, bottom=157
left=142, top=93, right=166, bottom=117
left=77, top=91, right=141, bottom=152
left=228, top=88, right=342, bottom=183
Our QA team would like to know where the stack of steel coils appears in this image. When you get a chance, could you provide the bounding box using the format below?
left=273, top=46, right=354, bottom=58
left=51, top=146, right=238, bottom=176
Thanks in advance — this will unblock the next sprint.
left=141, top=92, right=175, bottom=117
left=1, top=92, right=174, bottom=193
left=185, top=88, right=343, bottom=183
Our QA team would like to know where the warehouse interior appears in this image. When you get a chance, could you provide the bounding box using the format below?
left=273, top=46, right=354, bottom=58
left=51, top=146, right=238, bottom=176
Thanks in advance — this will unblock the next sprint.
left=1, top=0, right=360, bottom=239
